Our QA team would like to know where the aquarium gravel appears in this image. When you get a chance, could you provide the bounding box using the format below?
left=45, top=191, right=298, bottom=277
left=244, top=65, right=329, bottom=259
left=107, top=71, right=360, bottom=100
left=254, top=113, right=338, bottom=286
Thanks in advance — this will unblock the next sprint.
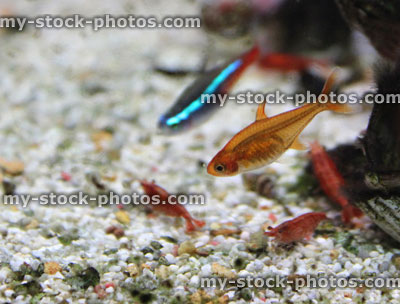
left=0, top=0, right=399, bottom=303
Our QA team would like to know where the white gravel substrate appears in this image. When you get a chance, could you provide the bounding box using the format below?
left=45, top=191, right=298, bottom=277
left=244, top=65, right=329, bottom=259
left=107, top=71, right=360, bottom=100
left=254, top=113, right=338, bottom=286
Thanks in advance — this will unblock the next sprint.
left=0, top=0, right=399, bottom=303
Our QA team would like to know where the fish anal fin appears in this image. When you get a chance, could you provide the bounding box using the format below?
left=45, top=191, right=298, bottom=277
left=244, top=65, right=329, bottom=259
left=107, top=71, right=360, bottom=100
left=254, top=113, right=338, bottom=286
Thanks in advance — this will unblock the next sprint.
left=256, top=102, right=268, bottom=121
left=290, top=136, right=307, bottom=150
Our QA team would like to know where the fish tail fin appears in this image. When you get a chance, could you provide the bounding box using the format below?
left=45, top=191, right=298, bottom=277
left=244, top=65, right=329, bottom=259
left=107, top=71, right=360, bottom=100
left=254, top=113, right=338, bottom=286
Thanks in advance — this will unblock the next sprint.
left=319, top=68, right=352, bottom=113
left=326, top=102, right=353, bottom=114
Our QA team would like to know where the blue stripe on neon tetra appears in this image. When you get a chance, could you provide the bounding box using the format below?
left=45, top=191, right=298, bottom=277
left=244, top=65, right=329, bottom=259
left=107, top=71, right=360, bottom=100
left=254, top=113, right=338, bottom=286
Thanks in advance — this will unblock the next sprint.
left=161, top=58, right=243, bottom=132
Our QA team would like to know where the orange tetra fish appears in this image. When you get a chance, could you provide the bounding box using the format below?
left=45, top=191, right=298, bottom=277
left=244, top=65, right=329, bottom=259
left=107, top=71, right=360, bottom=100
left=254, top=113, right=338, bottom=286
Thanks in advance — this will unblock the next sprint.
left=207, top=71, right=351, bottom=176
left=265, top=212, right=327, bottom=244
left=140, top=180, right=205, bottom=233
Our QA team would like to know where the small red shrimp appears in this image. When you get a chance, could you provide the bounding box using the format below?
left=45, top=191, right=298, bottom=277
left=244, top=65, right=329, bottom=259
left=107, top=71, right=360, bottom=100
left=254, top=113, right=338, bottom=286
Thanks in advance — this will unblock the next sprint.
left=265, top=212, right=327, bottom=244
left=140, top=180, right=205, bottom=233
left=310, top=141, right=363, bottom=223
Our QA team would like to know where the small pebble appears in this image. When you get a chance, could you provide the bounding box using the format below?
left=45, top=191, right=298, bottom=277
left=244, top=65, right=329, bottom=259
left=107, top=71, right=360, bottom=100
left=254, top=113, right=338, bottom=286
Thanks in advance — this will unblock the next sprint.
left=212, top=262, right=236, bottom=279
left=115, top=211, right=130, bottom=224
left=178, top=240, right=197, bottom=255
left=0, top=157, right=24, bottom=175
left=126, top=264, right=139, bottom=277
left=44, top=261, right=62, bottom=275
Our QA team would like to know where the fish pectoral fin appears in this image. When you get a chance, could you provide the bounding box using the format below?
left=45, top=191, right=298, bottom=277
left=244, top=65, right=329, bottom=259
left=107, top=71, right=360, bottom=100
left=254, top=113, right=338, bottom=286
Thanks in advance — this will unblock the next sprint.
left=256, top=102, right=268, bottom=121
left=290, top=136, right=307, bottom=150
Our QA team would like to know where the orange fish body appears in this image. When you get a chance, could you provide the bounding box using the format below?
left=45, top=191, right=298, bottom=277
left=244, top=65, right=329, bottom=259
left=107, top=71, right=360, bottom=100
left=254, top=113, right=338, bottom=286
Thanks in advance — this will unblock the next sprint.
left=310, top=142, right=363, bottom=223
left=265, top=212, right=327, bottom=244
left=140, top=180, right=205, bottom=233
left=207, top=71, right=351, bottom=177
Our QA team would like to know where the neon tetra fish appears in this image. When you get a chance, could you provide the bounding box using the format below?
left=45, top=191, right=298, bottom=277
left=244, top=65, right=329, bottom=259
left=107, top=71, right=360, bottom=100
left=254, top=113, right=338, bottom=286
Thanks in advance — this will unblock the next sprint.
left=158, top=45, right=260, bottom=134
left=207, top=70, right=351, bottom=177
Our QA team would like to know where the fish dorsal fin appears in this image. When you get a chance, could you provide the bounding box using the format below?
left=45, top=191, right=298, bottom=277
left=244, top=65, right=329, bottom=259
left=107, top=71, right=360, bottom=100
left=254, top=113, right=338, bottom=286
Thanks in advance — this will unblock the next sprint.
left=290, top=136, right=307, bottom=150
left=256, top=102, right=268, bottom=121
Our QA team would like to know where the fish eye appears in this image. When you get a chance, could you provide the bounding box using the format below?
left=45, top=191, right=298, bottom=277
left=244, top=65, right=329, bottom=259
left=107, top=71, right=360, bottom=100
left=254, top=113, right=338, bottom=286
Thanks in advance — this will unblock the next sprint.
left=214, top=163, right=226, bottom=173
